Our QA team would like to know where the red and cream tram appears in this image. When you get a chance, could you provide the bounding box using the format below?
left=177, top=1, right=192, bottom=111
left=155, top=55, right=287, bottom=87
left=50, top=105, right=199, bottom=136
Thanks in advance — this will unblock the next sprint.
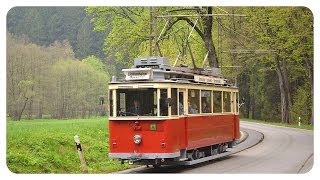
left=108, top=57, right=240, bottom=166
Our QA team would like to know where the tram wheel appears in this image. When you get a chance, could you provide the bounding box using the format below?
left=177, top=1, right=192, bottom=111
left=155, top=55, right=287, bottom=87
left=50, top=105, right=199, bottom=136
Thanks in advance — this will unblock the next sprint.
left=191, top=149, right=200, bottom=160
left=218, top=144, right=223, bottom=153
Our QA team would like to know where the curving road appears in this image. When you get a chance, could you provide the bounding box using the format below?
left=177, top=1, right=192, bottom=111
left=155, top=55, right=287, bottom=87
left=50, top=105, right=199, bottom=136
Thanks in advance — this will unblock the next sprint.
left=182, top=121, right=314, bottom=173
left=116, top=121, right=314, bottom=174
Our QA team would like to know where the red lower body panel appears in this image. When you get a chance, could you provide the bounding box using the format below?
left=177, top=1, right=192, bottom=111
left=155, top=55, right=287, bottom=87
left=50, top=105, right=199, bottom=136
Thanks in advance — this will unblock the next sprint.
left=109, top=119, right=185, bottom=155
left=108, top=114, right=239, bottom=159
left=185, top=114, right=239, bottom=150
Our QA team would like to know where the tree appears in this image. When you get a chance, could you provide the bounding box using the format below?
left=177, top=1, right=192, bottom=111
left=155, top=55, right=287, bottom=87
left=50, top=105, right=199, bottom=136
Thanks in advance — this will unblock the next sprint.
left=7, top=7, right=107, bottom=60
left=7, top=33, right=77, bottom=120
left=46, top=59, right=108, bottom=118
left=86, top=7, right=221, bottom=67
left=7, top=34, right=38, bottom=120
left=243, top=7, right=313, bottom=124
left=156, top=7, right=220, bottom=67
left=82, top=55, right=105, bottom=72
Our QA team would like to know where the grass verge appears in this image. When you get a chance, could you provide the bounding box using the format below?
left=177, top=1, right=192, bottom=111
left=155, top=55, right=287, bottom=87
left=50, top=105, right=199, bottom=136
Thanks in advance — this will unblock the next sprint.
left=6, top=117, right=134, bottom=173
left=241, top=118, right=313, bottom=130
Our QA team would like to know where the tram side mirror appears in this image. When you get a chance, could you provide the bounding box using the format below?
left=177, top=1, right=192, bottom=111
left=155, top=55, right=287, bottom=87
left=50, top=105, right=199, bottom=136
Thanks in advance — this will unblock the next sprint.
left=239, top=98, right=245, bottom=108
left=166, top=98, right=173, bottom=106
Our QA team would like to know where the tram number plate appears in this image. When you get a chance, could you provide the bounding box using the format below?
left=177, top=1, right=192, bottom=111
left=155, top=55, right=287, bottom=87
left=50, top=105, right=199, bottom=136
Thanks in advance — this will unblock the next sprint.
left=150, top=124, right=157, bottom=131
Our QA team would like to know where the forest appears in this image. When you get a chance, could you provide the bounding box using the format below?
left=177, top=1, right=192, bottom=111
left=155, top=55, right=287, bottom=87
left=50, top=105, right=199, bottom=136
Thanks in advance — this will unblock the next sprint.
left=6, top=7, right=313, bottom=125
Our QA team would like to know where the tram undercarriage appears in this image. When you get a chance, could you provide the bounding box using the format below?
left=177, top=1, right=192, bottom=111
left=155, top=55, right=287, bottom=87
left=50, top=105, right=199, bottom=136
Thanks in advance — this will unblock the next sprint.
left=118, top=140, right=236, bottom=166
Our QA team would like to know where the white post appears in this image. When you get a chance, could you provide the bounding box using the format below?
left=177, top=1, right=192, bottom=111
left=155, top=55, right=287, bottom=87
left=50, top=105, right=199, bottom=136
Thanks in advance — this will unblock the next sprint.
left=74, top=135, right=88, bottom=173
left=298, top=117, right=301, bottom=127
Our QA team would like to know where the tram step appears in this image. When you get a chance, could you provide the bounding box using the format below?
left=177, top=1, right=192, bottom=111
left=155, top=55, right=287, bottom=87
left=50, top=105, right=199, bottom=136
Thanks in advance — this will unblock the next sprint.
left=179, top=158, right=188, bottom=161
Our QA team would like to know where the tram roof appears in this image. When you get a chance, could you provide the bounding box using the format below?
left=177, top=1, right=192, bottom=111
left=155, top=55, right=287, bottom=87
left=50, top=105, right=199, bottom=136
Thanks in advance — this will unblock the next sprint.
left=109, top=56, right=237, bottom=88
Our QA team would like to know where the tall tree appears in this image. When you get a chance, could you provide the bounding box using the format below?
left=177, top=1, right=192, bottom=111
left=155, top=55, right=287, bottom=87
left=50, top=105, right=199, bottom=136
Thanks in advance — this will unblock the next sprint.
left=86, top=7, right=221, bottom=67
left=244, top=7, right=313, bottom=123
left=158, top=7, right=219, bottom=67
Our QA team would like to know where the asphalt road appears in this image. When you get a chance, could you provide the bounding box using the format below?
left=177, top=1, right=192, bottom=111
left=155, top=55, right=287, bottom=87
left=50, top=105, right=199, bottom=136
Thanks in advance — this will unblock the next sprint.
left=116, top=121, right=314, bottom=174
left=183, top=121, right=314, bottom=173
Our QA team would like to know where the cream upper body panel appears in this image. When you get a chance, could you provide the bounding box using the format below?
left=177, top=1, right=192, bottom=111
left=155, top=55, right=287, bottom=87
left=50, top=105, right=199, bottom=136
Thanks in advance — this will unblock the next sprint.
left=109, top=81, right=239, bottom=93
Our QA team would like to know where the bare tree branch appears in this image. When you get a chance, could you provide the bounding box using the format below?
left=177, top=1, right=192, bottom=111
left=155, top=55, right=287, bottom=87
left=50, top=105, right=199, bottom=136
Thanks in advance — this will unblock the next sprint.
left=119, top=8, right=137, bottom=24
left=158, top=17, right=205, bottom=42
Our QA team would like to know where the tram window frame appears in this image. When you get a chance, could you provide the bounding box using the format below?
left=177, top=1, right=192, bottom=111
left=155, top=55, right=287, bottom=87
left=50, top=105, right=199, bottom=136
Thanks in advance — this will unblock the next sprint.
left=201, top=90, right=212, bottom=113
left=188, top=89, right=200, bottom=114
left=236, top=92, right=239, bottom=114
left=231, top=92, right=236, bottom=113
left=223, top=91, right=231, bottom=112
left=171, top=88, right=178, bottom=116
left=213, top=91, right=222, bottom=113
left=109, top=90, right=113, bottom=117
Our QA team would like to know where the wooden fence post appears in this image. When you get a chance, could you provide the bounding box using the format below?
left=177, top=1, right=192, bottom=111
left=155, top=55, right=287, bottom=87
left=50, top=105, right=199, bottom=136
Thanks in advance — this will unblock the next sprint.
left=74, top=135, right=89, bottom=173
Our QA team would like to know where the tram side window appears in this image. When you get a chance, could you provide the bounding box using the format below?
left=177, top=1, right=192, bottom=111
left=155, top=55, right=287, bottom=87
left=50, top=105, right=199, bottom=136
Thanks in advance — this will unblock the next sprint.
left=109, top=90, right=113, bottom=117
left=201, top=90, right=212, bottom=113
left=116, top=89, right=157, bottom=116
left=213, top=91, right=222, bottom=113
left=223, top=91, right=231, bottom=112
left=171, top=88, right=178, bottom=115
left=188, top=89, right=199, bottom=114
left=160, top=89, right=168, bottom=116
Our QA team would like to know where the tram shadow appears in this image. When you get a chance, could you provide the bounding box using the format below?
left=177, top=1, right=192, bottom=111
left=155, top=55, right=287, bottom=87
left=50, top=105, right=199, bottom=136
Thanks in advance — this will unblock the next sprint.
left=135, top=155, right=234, bottom=173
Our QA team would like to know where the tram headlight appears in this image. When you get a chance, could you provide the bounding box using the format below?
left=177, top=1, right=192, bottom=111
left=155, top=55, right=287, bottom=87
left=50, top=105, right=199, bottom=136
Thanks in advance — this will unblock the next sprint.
left=133, top=135, right=142, bottom=144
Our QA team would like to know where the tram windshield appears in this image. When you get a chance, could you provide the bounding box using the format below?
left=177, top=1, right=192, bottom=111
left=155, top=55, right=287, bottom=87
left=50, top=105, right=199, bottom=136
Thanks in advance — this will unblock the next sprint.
left=115, top=88, right=168, bottom=117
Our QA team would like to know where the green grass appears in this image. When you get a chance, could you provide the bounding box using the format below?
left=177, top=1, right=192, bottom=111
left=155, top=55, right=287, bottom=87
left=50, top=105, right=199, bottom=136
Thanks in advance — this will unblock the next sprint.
left=241, top=118, right=313, bottom=130
left=6, top=117, right=134, bottom=173
left=8, top=117, right=312, bottom=173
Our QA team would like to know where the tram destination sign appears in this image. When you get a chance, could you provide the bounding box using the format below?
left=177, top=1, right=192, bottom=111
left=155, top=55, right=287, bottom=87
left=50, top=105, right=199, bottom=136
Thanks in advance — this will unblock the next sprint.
left=194, top=75, right=225, bottom=84
left=123, top=68, right=153, bottom=81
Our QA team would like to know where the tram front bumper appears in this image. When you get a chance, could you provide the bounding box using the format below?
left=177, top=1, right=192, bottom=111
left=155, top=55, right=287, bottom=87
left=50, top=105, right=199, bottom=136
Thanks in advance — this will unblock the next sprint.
left=108, top=151, right=181, bottom=160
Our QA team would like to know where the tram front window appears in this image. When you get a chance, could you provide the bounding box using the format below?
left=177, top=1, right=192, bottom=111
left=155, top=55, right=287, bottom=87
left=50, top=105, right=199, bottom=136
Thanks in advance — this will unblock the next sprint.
left=116, top=88, right=157, bottom=116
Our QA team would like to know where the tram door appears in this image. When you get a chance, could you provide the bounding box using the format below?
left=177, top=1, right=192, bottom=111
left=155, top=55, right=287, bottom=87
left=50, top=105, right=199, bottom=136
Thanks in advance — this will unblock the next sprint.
left=178, top=89, right=188, bottom=148
left=178, top=89, right=187, bottom=115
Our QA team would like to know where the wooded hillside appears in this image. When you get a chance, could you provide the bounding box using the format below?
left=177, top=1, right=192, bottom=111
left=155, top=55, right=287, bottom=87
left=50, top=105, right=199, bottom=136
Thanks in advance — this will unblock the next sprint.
left=7, top=7, right=313, bottom=124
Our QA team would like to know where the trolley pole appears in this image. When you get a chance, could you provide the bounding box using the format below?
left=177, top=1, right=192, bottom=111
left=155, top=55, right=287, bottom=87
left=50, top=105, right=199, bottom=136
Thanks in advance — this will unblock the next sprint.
left=149, top=6, right=157, bottom=56
left=74, top=135, right=88, bottom=173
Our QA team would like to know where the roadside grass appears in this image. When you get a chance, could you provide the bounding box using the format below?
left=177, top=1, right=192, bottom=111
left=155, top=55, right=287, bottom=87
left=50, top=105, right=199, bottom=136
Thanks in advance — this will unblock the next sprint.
left=6, top=117, right=134, bottom=173
left=241, top=118, right=313, bottom=130
left=9, top=116, right=312, bottom=173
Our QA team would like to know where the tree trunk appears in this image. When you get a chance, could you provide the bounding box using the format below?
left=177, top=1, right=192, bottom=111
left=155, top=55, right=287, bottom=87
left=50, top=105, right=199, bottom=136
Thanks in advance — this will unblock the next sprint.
left=161, top=7, right=220, bottom=68
left=15, top=98, right=29, bottom=121
left=27, top=98, right=33, bottom=119
left=281, top=58, right=292, bottom=122
left=304, top=57, right=313, bottom=124
left=275, top=56, right=292, bottom=124
left=38, top=99, right=43, bottom=119
left=251, top=95, right=256, bottom=119
left=203, top=7, right=219, bottom=68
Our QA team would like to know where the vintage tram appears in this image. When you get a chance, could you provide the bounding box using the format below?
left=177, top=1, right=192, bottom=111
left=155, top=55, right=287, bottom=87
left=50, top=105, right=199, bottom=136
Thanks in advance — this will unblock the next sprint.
left=108, top=56, right=240, bottom=166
